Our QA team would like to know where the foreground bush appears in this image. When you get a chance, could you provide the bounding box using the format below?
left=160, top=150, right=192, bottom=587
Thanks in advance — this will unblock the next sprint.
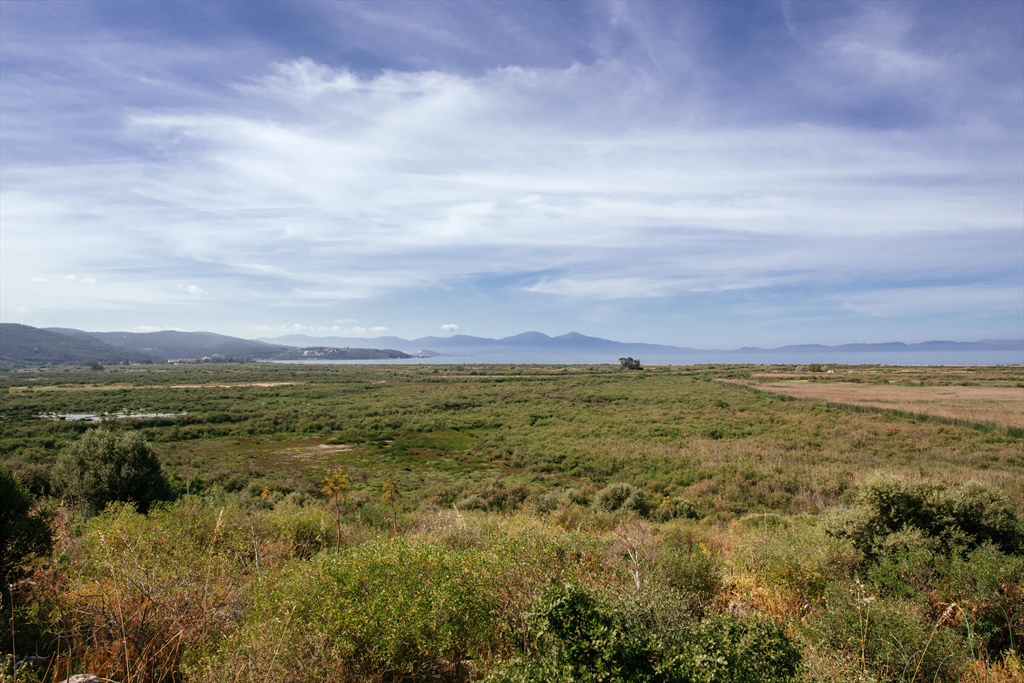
left=804, top=583, right=967, bottom=683
left=191, top=537, right=501, bottom=682
left=39, top=499, right=267, bottom=683
left=0, top=463, right=52, bottom=584
left=825, top=475, right=1022, bottom=560
left=488, top=582, right=801, bottom=683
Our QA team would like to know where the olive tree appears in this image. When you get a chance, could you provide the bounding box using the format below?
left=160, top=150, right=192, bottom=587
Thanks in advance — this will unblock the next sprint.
left=54, top=429, right=173, bottom=516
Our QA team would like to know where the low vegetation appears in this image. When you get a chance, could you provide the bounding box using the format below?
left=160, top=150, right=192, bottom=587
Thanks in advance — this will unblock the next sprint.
left=1, top=362, right=1021, bottom=682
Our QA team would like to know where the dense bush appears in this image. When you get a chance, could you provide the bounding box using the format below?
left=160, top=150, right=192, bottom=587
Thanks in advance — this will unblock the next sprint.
left=825, top=475, right=1022, bottom=560
left=194, top=538, right=501, bottom=682
left=595, top=482, right=651, bottom=516
left=53, top=428, right=174, bottom=515
left=0, top=463, right=52, bottom=584
left=806, top=583, right=966, bottom=683
left=488, top=581, right=801, bottom=683
left=657, top=527, right=722, bottom=616
left=488, top=581, right=663, bottom=683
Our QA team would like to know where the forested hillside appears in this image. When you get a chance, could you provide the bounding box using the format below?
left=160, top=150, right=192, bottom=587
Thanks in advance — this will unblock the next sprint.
left=0, top=324, right=157, bottom=365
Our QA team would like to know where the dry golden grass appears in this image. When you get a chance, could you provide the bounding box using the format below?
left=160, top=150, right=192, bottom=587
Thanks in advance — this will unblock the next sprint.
left=729, top=380, right=1024, bottom=430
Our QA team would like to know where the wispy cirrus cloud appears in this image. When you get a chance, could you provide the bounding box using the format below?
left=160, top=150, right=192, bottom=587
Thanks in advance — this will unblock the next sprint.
left=0, top=1, right=1020, bottom=344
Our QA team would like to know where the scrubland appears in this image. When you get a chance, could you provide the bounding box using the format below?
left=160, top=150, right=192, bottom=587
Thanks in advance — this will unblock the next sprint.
left=1, top=362, right=1022, bottom=682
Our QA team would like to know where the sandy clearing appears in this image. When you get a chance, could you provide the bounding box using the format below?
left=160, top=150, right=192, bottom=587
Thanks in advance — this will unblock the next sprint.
left=272, top=444, right=358, bottom=461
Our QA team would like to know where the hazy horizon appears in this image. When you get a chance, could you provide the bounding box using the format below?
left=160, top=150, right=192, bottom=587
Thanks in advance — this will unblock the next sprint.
left=2, top=1, right=1022, bottom=347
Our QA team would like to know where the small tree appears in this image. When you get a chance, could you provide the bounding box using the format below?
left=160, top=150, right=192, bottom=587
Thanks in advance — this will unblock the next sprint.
left=619, top=357, right=641, bottom=370
left=53, top=429, right=173, bottom=516
left=321, top=467, right=352, bottom=549
left=381, top=479, right=402, bottom=536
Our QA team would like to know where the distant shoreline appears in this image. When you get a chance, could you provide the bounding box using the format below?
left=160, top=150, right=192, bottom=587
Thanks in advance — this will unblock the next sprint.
left=261, top=349, right=1023, bottom=367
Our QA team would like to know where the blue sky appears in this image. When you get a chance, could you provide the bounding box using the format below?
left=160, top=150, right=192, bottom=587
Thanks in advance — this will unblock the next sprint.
left=1, top=0, right=1021, bottom=347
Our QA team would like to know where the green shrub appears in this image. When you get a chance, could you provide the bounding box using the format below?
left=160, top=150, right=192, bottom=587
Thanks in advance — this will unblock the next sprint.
left=487, top=582, right=801, bottom=683
left=596, top=482, right=635, bottom=512
left=456, top=494, right=490, bottom=511
left=565, top=488, right=590, bottom=507
left=806, top=584, right=966, bottom=683
left=53, top=498, right=268, bottom=683
left=595, top=482, right=650, bottom=516
left=656, top=497, right=701, bottom=522
left=678, top=613, right=802, bottom=683
left=535, top=490, right=564, bottom=513
left=658, top=544, right=721, bottom=617
left=739, top=518, right=854, bottom=608
left=0, top=463, right=53, bottom=584
left=53, top=428, right=174, bottom=515
left=825, top=475, right=1022, bottom=561
left=193, top=538, right=500, bottom=682
left=933, top=543, right=1024, bottom=658
left=623, top=489, right=652, bottom=516
left=486, top=581, right=664, bottom=683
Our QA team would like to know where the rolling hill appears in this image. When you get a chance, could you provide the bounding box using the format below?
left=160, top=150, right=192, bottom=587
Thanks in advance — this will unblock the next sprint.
left=0, top=324, right=157, bottom=365
left=53, top=329, right=287, bottom=360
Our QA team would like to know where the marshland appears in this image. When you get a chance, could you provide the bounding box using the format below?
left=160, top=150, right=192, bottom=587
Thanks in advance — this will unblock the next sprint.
left=2, top=361, right=1022, bottom=682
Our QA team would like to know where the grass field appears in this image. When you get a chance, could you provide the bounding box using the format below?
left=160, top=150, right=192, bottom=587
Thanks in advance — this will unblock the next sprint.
left=3, top=362, right=1023, bottom=512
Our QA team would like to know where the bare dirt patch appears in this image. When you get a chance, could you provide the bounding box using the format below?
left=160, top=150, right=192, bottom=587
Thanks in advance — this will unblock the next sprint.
left=730, top=380, right=1024, bottom=429
left=313, top=444, right=357, bottom=454
left=168, top=382, right=300, bottom=388
left=272, top=443, right=358, bottom=463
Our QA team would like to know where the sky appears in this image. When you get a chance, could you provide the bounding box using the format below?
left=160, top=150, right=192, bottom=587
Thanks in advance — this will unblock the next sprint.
left=1, top=1, right=1022, bottom=348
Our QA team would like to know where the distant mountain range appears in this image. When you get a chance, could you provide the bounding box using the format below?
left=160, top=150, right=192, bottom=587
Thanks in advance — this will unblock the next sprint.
left=258, top=331, right=1024, bottom=357
left=2, top=323, right=1021, bottom=366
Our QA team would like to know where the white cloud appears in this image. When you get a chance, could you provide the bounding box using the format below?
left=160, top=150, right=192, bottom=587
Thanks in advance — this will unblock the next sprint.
left=440, top=323, right=459, bottom=332
left=839, top=283, right=1023, bottom=317
left=136, top=325, right=182, bottom=332
left=0, top=32, right=1019, bottom=341
left=29, top=277, right=46, bottom=282
left=524, top=276, right=676, bottom=299
left=352, top=326, right=388, bottom=335
left=15, top=306, right=28, bottom=313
